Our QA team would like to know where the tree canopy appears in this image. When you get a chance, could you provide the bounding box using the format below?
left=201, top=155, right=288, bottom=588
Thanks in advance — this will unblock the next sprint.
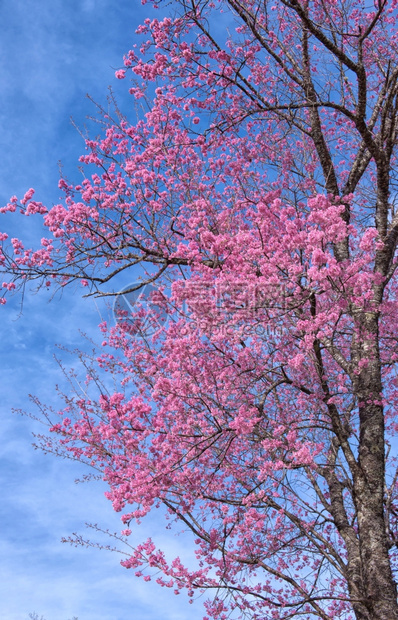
left=3, top=1, right=398, bottom=618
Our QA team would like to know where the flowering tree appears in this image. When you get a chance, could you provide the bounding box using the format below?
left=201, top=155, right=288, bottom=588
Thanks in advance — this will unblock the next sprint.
left=3, top=0, right=398, bottom=618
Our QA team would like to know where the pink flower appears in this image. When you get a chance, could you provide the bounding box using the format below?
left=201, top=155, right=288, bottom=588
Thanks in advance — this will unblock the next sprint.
left=21, top=188, right=35, bottom=205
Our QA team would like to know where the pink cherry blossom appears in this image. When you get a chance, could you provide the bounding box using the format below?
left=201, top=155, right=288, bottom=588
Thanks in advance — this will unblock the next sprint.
left=2, top=1, right=398, bottom=618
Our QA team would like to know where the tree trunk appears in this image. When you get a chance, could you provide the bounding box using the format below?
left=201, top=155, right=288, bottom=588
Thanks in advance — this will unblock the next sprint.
left=352, top=310, right=398, bottom=619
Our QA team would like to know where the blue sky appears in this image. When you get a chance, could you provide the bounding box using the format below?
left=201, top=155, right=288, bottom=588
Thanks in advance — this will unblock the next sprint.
left=0, top=1, right=204, bottom=618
